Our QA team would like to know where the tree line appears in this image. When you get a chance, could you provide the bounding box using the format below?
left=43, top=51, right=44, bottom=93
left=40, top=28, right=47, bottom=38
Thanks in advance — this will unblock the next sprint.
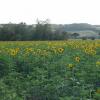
left=0, top=19, right=99, bottom=41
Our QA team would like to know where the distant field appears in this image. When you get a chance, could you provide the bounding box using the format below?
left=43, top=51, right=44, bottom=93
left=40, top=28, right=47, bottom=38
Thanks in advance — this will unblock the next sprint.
left=0, top=40, right=100, bottom=100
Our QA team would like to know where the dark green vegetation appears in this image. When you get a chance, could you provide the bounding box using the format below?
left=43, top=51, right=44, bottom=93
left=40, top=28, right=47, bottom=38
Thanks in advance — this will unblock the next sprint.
left=0, top=20, right=100, bottom=41
left=0, top=40, right=100, bottom=100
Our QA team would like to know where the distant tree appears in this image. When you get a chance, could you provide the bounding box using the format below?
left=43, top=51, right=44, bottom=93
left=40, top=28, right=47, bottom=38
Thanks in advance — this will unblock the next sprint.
left=71, top=33, right=80, bottom=39
left=81, top=37, right=87, bottom=40
left=89, top=37, right=95, bottom=40
left=98, top=32, right=100, bottom=39
left=33, top=19, right=52, bottom=40
left=0, top=22, right=35, bottom=41
left=61, top=31, right=70, bottom=40
left=98, top=32, right=100, bottom=35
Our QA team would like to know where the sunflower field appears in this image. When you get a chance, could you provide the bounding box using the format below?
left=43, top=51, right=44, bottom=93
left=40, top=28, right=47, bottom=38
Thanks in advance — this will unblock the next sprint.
left=0, top=40, right=100, bottom=100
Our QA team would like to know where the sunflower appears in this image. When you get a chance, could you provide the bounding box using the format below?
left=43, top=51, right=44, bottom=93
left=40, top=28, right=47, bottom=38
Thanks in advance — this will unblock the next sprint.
left=75, top=56, right=80, bottom=62
left=96, top=88, right=100, bottom=94
left=67, top=64, right=74, bottom=69
left=58, top=48, right=64, bottom=53
left=96, top=61, right=100, bottom=67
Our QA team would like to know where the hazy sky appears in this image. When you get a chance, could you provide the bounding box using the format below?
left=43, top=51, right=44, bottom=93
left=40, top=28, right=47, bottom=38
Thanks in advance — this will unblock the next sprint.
left=0, top=0, right=100, bottom=24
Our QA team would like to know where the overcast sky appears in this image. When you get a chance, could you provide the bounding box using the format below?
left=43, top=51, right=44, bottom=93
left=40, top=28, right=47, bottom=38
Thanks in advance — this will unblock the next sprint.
left=0, top=0, right=100, bottom=24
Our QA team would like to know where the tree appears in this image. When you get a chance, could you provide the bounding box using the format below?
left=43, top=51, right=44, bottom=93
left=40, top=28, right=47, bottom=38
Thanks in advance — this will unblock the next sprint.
left=71, top=33, right=80, bottom=39
left=98, top=32, right=100, bottom=39
left=33, top=19, right=52, bottom=40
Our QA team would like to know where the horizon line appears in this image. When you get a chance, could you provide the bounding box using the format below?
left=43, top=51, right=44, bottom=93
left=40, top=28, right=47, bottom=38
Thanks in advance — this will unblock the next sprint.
left=0, top=22, right=99, bottom=25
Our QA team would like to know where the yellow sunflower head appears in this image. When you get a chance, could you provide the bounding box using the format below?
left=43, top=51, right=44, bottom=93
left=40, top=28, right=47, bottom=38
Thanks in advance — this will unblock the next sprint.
left=58, top=48, right=64, bottom=53
left=75, top=56, right=80, bottom=62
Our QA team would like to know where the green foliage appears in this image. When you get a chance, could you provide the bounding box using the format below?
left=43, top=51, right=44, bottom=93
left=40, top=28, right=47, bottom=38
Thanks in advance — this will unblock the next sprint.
left=0, top=40, right=100, bottom=100
left=2, top=21, right=99, bottom=41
